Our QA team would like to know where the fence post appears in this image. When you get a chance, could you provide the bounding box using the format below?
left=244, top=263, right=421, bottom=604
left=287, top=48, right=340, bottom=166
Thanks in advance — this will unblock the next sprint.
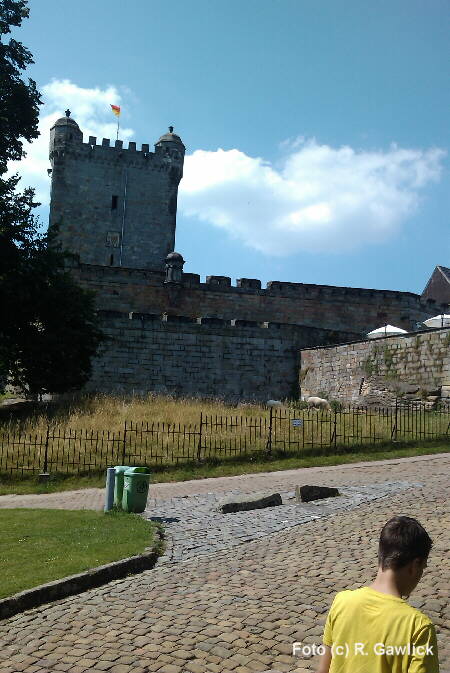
left=391, top=398, right=398, bottom=441
left=42, top=425, right=50, bottom=474
left=266, top=407, right=273, bottom=455
left=333, top=410, right=337, bottom=450
left=197, top=412, right=203, bottom=461
left=122, top=421, right=128, bottom=464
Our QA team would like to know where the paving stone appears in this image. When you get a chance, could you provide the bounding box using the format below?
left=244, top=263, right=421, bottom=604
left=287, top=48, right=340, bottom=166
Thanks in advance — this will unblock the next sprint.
left=0, top=454, right=448, bottom=672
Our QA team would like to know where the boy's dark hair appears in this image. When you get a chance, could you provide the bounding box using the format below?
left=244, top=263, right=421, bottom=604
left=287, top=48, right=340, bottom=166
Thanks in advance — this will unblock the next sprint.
left=378, top=516, right=432, bottom=570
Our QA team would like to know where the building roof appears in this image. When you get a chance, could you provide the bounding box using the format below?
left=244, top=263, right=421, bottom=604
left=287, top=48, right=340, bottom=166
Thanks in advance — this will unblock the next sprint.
left=51, top=110, right=80, bottom=130
left=156, top=126, right=185, bottom=147
left=421, top=265, right=450, bottom=305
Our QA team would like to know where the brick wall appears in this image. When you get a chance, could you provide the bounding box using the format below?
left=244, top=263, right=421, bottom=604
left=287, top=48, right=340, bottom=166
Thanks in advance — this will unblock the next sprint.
left=86, top=312, right=358, bottom=401
left=299, top=328, right=450, bottom=405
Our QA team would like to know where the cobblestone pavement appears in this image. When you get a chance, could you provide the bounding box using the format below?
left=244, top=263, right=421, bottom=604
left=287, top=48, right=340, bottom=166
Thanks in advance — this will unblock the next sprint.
left=144, top=481, right=421, bottom=563
left=0, top=453, right=446, bottom=510
left=0, top=454, right=449, bottom=673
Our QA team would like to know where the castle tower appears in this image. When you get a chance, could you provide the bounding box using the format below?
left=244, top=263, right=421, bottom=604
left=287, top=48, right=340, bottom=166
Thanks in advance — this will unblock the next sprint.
left=48, top=111, right=185, bottom=271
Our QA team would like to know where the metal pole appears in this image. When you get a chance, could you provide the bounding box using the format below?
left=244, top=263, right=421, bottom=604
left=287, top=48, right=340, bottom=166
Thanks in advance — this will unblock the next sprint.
left=122, top=421, right=127, bottom=465
left=104, top=467, right=115, bottom=512
left=391, top=398, right=398, bottom=441
left=266, top=407, right=273, bottom=455
left=38, top=425, right=51, bottom=482
left=197, top=412, right=203, bottom=461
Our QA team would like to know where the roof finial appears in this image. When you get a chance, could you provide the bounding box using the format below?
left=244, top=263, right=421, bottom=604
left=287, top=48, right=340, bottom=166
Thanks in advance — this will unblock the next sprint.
left=169, top=125, right=174, bottom=133
left=65, top=109, right=71, bottom=117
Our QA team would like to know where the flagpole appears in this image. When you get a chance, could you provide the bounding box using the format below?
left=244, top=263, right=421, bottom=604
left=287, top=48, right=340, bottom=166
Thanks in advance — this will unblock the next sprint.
left=116, top=115, right=119, bottom=141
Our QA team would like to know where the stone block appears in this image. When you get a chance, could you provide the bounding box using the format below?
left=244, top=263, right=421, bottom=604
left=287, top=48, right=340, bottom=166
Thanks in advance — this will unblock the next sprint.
left=217, top=492, right=283, bottom=514
left=295, top=485, right=340, bottom=503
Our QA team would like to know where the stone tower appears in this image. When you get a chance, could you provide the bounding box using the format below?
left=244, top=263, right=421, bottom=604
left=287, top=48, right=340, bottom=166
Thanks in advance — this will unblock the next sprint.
left=48, top=111, right=185, bottom=271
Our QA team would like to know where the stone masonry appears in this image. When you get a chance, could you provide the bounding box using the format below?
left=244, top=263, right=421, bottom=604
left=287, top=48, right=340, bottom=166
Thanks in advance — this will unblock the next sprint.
left=49, top=113, right=185, bottom=271
left=300, top=327, right=450, bottom=405
left=47, top=113, right=448, bottom=399
left=70, top=264, right=440, bottom=335
left=86, top=311, right=358, bottom=400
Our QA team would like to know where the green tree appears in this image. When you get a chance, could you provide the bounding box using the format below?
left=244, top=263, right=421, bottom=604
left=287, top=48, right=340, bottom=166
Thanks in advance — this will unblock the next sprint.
left=0, top=0, right=103, bottom=397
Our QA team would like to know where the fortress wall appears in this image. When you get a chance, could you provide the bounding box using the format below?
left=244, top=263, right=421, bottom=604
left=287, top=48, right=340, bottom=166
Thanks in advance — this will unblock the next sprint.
left=86, top=312, right=358, bottom=401
left=71, top=265, right=439, bottom=335
left=299, top=328, right=450, bottom=405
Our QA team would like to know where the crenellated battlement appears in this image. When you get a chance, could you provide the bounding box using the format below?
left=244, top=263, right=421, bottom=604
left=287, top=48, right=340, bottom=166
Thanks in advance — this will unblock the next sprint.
left=99, top=309, right=360, bottom=340
left=72, top=262, right=443, bottom=336
left=73, top=263, right=445, bottom=311
left=50, top=135, right=184, bottom=172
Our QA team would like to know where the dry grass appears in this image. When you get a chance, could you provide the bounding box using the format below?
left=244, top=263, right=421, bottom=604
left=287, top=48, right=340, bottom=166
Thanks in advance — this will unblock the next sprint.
left=0, top=394, right=448, bottom=475
left=0, top=393, right=264, bottom=436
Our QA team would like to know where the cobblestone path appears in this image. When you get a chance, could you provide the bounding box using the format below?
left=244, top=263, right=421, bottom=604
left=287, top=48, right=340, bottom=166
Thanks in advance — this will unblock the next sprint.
left=144, top=481, right=421, bottom=563
left=0, top=454, right=448, bottom=673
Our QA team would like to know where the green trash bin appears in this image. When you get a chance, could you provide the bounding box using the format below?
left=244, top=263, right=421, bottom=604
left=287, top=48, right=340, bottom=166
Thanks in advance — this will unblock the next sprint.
left=122, top=467, right=151, bottom=513
left=113, top=466, right=131, bottom=508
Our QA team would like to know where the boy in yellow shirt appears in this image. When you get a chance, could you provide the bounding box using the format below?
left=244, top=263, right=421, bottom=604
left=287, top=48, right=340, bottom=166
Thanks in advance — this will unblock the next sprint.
left=317, top=515, right=439, bottom=672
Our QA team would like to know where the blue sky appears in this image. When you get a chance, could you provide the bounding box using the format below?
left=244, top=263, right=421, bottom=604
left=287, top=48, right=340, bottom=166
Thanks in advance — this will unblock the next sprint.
left=12, top=0, right=450, bottom=294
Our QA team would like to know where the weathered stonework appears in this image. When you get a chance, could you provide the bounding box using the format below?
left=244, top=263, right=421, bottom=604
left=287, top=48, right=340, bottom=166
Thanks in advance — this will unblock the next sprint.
left=69, top=263, right=440, bottom=335
left=300, top=328, right=450, bottom=405
left=49, top=115, right=184, bottom=271
left=87, top=312, right=358, bottom=401
left=47, top=114, right=448, bottom=400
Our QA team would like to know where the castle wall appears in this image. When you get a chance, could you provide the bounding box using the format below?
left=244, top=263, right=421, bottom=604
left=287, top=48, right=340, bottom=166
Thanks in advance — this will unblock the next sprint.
left=49, top=137, right=182, bottom=271
left=71, top=264, right=439, bottom=335
left=299, top=328, right=450, bottom=405
left=86, top=311, right=358, bottom=400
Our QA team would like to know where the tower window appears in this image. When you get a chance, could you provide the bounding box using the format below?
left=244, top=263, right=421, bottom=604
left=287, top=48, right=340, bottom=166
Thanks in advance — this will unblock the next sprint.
left=106, top=231, right=120, bottom=247
left=111, top=195, right=118, bottom=210
left=110, top=254, right=114, bottom=266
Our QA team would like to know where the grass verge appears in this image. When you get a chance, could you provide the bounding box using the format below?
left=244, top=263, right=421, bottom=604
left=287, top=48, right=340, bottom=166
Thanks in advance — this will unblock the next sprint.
left=0, top=509, right=160, bottom=598
left=0, top=440, right=448, bottom=495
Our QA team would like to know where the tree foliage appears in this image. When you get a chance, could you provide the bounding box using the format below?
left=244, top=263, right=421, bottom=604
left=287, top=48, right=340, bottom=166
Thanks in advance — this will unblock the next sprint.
left=0, top=0, right=41, bottom=173
left=0, top=0, right=103, bottom=397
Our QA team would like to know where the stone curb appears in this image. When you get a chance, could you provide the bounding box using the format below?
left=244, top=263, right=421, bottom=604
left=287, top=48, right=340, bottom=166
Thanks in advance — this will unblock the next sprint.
left=0, top=526, right=164, bottom=620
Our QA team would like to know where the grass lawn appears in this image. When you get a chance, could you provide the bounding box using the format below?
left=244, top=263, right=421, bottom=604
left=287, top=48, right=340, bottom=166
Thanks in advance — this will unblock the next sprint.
left=0, top=440, right=448, bottom=495
left=0, top=509, right=160, bottom=598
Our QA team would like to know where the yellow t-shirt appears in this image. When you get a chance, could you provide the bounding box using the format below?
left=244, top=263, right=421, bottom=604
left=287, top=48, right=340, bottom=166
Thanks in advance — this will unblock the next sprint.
left=323, top=587, right=439, bottom=672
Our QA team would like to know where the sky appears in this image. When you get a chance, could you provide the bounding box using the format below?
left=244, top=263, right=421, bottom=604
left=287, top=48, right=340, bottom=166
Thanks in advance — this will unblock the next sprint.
left=9, top=0, right=450, bottom=294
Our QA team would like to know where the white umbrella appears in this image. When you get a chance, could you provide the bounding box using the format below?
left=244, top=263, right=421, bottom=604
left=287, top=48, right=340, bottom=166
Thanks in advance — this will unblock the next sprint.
left=423, top=314, right=450, bottom=328
left=367, top=324, right=408, bottom=339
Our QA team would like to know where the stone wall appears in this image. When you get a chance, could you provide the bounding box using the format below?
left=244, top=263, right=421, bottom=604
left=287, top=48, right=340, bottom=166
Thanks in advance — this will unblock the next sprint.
left=71, top=264, right=442, bottom=336
left=299, top=328, right=450, bottom=405
left=86, top=312, right=358, bottom=401
left=49, top=133, right=183, bottom=271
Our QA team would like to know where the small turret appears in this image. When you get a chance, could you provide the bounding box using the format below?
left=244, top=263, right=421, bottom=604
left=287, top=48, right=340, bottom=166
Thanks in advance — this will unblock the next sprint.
left=155, top=126, right=185, bottom=160
left=165, top=251, right=185, bottom=284
left=49, top=110, right=83, bottom=159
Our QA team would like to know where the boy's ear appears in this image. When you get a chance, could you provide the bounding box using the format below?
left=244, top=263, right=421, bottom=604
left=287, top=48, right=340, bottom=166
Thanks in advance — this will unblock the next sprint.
left=409, top=557, right=427, bottom=574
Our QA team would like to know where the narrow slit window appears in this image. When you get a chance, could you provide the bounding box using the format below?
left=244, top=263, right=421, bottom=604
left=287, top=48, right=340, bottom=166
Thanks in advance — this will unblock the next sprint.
left=111, top=195, right=118, bottom=210
left=110, top=254, right=114, bottom=266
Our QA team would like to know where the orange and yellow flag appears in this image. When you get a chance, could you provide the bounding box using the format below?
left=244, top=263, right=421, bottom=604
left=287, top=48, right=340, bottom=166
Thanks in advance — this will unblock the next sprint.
left=110, top=104, right=121, bottom=117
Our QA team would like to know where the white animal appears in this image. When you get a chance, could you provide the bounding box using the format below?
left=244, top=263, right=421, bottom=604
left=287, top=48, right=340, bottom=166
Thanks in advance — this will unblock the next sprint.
left=266, top=399, right=283, bottom=408
left=306, top=396, right=331, bottom=411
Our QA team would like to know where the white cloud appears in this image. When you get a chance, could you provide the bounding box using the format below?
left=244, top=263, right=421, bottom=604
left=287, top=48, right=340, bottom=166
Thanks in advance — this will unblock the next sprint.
left=180, top=139, right=446, bottom=254
left=9, top=79, right=446, bottom=255
left=8, top=79, right=134, bottom=205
